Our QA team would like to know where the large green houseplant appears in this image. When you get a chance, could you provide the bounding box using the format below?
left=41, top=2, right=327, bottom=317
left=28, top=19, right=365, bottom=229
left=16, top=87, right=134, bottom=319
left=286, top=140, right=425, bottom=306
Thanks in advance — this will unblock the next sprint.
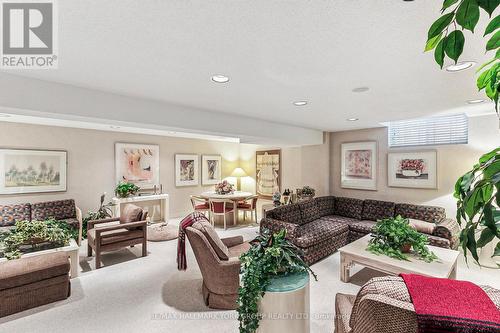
left=454, top=148, right=500, bottom=264
left=425, top=0, right=500, bottom=117
left=237, top=229, right=317, bottom=333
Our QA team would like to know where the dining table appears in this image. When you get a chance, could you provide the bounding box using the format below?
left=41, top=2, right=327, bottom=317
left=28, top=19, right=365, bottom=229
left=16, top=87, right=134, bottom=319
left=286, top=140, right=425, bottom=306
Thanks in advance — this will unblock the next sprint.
left=200, top=191, right=254, bottom=226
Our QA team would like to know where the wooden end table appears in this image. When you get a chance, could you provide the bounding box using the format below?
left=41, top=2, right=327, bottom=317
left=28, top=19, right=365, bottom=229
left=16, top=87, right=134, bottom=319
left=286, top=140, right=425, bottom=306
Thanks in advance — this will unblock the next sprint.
left=339, top=235, right=459, bottom=282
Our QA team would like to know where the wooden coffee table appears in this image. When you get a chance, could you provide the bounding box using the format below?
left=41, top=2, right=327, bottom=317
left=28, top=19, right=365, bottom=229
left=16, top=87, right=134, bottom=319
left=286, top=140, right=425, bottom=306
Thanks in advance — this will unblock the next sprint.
left=339, top=235, right=459, bottom=282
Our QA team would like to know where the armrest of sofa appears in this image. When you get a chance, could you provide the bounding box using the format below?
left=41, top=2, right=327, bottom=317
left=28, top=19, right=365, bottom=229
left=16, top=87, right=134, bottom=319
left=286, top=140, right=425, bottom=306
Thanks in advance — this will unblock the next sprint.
left=221, top=235, right=244, bottom=248
left=75, top=206, right=83, bottom=246
left=433, top=218, right=460, bottom=250
left=260, top=218, right=299, bottom=239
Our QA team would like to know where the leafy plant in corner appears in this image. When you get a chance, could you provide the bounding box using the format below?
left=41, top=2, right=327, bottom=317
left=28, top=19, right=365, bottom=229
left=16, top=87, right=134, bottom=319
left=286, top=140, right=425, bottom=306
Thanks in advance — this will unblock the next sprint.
left=114, top=182, right=140, bottom=198
left=237, top=229, right=317, bottom=333
left=454, top=148, right=500, bottom=265
left=81, top=193, right=115, bottom=239
left=367, top=216, right=438, bottom=263
left=425, top=1, right=500, bottom=119
left=0, top=219, right=72, bottom=260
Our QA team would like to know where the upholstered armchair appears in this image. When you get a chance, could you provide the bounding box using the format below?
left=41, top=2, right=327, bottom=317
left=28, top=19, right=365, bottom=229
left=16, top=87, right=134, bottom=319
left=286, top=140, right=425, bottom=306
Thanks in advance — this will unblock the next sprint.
left=87, top=204, right=148, bottom=269
left=185, top=220, right=250, bottom=309
left=334, top=276, right=500, bottom=333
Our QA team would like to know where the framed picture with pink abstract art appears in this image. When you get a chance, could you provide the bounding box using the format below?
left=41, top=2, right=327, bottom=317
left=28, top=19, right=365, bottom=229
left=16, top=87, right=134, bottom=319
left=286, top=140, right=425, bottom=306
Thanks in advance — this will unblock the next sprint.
left=388, top=151, right=437, bottom=189
left=115, top=143, right=160, bottom=189
left=341, top=142, right=377, bottom=190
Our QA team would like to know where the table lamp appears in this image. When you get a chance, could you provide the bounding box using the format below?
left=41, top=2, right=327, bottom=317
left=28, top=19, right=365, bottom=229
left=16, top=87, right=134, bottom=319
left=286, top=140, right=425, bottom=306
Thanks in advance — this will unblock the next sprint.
left=231, top=167, right=248, bottom=191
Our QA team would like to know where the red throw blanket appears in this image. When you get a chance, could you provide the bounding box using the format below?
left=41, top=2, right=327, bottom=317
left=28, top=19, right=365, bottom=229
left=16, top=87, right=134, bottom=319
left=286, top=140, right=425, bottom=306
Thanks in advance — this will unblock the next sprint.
left=401, top=274, right=500, bottom=333
left=177, top=212, right=209, bottom=271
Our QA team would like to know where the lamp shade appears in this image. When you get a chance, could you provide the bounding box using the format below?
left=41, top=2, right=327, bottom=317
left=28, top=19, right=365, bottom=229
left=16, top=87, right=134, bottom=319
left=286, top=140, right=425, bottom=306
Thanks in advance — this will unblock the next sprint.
left=231, top=167, right=248, bottom=177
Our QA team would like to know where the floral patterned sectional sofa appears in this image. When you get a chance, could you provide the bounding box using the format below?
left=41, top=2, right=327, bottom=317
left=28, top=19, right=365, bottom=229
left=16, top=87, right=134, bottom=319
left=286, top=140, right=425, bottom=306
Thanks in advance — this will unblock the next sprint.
left=260, top=196, right=460, bottom=265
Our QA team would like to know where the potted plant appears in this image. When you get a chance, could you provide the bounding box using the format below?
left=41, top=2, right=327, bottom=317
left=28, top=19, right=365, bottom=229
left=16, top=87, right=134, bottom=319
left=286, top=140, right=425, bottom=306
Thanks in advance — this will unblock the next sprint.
left=82, top=193, right=115, bottom=239
left=237, top=229, right=317, bottom=333
left=0, top=219, right=72, bottom=260
left=114, top=182, right=140, bottom=198
left=214, top=180, right=234, bottom=195
left=298, top=186, right=316, bottom=201
left=454, top=148, right=499, bottom=266
left=367, top=216, right=438, bottom=263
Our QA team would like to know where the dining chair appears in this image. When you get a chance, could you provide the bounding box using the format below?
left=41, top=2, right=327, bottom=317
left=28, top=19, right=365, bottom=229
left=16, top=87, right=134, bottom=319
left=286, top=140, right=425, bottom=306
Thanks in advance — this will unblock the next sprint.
left=209, top=199, right=234, bottom=230
left=237, top=195, right=258, bottom=223
left=190, top=195, right=210, bottom=218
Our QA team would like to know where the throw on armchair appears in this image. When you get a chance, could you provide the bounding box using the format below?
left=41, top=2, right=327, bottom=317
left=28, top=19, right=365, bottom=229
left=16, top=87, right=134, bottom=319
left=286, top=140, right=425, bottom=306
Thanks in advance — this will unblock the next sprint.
left=87, top=204, right=148, bottom=269
left=334, top=276, right=500, bottom=333
left=185, top=220, right=250, bottom=309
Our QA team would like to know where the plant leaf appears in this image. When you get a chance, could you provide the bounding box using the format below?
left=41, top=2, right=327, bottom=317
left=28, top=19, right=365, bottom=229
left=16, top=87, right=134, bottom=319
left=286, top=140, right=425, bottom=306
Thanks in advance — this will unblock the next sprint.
left=457, top=0, right=481, bottom=32
left=487, top=30, right=500, bottom=50
left=425, top=33, right=443, bottom=52
left=477, top=227, right=495, bottom=247
left=466, top=227, right=479, bottom=262
left=428, top=13, right=455, bottom=40
left=434, top=38, right=447, bottom=68
left=445, top=30, right=465, bottom=63
left=485, top=15, right=500, bottom=36
left=442, top=0, right=460, bottom=11
left=477, top=0, right=500, bottom=17
left=494, top=241, right=500, bottom=256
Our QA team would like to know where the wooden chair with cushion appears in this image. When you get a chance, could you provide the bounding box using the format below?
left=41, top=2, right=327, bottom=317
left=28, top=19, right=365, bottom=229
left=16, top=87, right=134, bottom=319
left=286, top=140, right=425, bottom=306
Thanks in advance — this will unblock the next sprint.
left=185, top=219, right=250, bottom=309
left=87, top=204, right=148, bottom=269
left=237, top=195, right=258, bottom=223
left=190, top=195, right=210, bottom=217
left=209, top=199, right=234, bottom=229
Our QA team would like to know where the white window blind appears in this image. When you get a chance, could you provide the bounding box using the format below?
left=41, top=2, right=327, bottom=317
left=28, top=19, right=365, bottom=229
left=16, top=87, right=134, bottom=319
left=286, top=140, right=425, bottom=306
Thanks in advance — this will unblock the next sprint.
left=388, top=113, right=468, bottom=148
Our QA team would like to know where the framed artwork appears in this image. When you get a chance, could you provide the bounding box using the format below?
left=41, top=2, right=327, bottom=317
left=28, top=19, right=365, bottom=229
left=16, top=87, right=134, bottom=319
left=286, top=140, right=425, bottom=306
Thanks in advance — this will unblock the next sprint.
left=388, top=151, right=437, bottom=189
left=256, top=149, right=281, bottom=198
left=115, top=143, right=160, bottom=189
left=201, top=155, right=222, bottom=185
left=341, top=142, right=377, bottom=190
left=0, top=149, right=67, bottom=194
left=175, top=154, right=199, bottom=187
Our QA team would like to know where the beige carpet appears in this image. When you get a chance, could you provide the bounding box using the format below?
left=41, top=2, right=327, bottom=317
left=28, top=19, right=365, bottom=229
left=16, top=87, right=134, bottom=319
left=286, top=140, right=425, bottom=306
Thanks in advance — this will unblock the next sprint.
left=0, top=218, right=499, bottom=333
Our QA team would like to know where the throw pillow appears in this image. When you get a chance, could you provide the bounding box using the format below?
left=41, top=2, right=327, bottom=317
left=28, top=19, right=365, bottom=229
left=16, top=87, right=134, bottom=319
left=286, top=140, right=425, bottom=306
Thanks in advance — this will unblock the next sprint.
left=408, top=218, right=436, bottom=235
left=120, top=204, right=144, bottom=230
left=191, top=220, right=230, bottom=260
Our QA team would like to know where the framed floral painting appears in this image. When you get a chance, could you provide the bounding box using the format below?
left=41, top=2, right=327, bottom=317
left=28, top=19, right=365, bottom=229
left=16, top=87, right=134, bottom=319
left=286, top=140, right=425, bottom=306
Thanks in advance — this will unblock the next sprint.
left=388, top=151, right=437, bottom=189
left=341, top=142, right=377, bottom=190
left=201, top=155, right=221, bottom=185
left=175, top=154, right=199, bottom=187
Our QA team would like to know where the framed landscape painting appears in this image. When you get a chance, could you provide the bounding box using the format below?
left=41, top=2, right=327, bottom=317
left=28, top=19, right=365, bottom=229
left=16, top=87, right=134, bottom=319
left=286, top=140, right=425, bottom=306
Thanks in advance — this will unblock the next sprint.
left=115, top=143, right=160, bottom=189
left=201, top=155, right=221, bottom=185
left=388, top=151, right=437, bottom=189
left=256, top=149, right=281, bottom=198
left=175, top=154, right=199, bottom=187
left=0, top=149, right=67, bottom=194
left=341, top=142, right=377, bottom=190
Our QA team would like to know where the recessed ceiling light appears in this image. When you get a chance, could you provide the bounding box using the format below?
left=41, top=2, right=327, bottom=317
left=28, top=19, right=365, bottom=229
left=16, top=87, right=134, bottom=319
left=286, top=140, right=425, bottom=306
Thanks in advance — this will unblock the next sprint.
left=347, top=118, right=359, bottom=121
left=110, top=125, right=121, bottom=129
left=0, top=113, right=11, bottom=117
left=446, top=61, right=476, bottom=72
left=293, top=101, right=308, bottom=106
left=352, top=87, right=369, bottom=93
left=466, top=99, right=485, bottom=104
left=211, top=75, right=229, bottom=83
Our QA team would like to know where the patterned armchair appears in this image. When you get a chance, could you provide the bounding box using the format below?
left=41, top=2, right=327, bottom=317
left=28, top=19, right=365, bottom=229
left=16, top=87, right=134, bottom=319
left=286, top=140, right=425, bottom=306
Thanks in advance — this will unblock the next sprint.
left=334, top=276, right=500, bottom=333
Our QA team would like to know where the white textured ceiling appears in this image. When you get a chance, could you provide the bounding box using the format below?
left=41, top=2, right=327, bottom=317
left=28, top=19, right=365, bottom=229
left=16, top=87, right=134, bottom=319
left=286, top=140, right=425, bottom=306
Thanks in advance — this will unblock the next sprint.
left=2, top=0, right=496, bottom=131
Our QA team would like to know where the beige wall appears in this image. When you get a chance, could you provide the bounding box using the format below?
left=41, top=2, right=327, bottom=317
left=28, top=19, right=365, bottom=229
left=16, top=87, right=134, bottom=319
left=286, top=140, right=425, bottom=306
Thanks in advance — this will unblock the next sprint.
left=329, top=114, right=500, bottom=218
left=0, top=122, right=330, bottom=217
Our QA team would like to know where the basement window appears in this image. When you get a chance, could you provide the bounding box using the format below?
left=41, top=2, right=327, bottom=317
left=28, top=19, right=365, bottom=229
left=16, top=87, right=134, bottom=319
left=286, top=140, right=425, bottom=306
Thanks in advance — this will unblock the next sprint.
left=388, top=113, right=468, bottom=148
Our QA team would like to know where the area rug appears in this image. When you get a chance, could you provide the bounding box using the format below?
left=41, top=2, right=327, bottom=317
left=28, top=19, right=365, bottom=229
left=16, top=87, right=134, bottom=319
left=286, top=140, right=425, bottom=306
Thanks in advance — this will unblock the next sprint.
left=147, top=223, right=179, bottom=242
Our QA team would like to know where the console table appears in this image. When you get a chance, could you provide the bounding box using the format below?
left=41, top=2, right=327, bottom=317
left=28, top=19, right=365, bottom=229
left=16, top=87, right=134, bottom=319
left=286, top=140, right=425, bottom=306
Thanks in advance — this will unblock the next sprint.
left=112, top=194, right=169, bottom=224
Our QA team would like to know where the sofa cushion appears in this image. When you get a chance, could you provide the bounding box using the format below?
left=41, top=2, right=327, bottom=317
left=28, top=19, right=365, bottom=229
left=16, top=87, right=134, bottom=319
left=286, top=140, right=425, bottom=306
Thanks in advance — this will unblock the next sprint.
left=0, top=252, right=70, bottom=291
left=298, top=200, right=321, bottom=224
left=31, top=199, right=76, bottom=221
left=294, top=220, right=349, bottom=248
left=319, top=215, right=360, bottom=226
left=191, top=220, right=230, bottom=260
left=0, top=203, right=31, bottom=227
left=349, top=220, right=376, bottom=234
left=316, top=196, right=336, bottom=216
left=335, top=197, right=364, bottom=220
left=425, top=234, right=451, bottom=249
left=268, top=204, right=303, bottom=225
left=395, top=203, right=445, bottom=223
left=362, top=199, right=395, bottom=221
left=120, top=204, right=143, bottom=224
